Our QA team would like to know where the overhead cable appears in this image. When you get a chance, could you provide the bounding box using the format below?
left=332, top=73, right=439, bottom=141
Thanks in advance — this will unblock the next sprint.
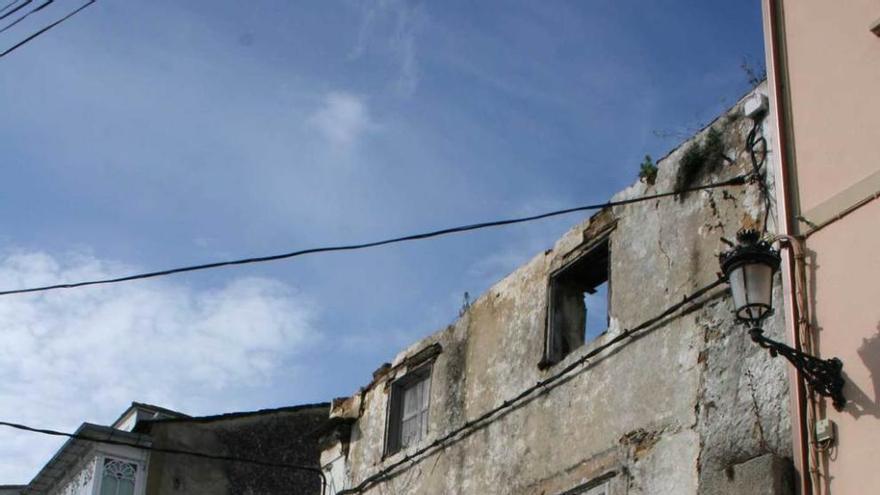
left=335, top=277, right=727, bottom=494
left=0, top=173, right=751, bottom=297
left=0, top=0, right=94, bottom=59
left=0, top=0, right=29, bottom=21
left=0, top=419, right=327, bottom=495
left=0, top=0, right=54, bottom=35
left=0, top=0, right=22, bottom=15
left=746, top=117, right=772, bottom=236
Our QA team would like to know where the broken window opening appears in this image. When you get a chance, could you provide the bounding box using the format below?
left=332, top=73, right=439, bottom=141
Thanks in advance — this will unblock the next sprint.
left=543, top=238, right=610, bottom=367
left=385, top=365, right=432, bottom=456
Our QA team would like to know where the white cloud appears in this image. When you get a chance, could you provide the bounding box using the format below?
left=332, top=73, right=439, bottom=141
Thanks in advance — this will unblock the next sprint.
left=0, top=251, right=319, bottom=483
left=309, top=91, right=372, bottom=147
left=389, top=1, right=420, bottom=97
left=350, top=0, right=423, bottom=96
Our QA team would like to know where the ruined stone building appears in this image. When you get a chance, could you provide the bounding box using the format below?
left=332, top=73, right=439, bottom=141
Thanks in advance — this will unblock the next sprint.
left=320, top=85, right=796, bottom=495
left=19, top=401, right=328, bottom=495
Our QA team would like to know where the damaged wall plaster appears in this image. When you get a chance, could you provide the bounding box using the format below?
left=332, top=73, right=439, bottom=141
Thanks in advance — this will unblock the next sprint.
left=322, top=84, right=792, bottom=495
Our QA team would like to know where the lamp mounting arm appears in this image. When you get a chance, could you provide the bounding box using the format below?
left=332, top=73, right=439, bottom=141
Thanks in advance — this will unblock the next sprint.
left=748, top=328, right=846, bottom=411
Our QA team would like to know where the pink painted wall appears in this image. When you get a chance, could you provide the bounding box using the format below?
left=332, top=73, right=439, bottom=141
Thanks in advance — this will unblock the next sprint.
left=807, top=201, right=880, bottom=493
left=764, top=0, right=880, bottom=493
left=778, top=0, right=880, bottom=210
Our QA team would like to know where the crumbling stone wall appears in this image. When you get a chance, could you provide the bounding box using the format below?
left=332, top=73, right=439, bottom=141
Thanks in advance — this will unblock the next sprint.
left=143, top=403, right=328, bottom=495
left=323, top=85, right=792, bottom=495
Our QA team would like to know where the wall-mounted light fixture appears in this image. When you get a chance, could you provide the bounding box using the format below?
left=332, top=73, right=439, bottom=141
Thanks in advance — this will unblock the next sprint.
left=720, top=230, right=846, bottom=410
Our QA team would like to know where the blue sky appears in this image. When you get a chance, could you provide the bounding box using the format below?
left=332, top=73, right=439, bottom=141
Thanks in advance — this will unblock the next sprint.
left=0, top=0, right=765, bottom=482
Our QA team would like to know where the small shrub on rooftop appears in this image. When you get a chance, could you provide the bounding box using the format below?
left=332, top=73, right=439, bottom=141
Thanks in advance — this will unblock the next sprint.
left=638, top=155, right=658, bottom=185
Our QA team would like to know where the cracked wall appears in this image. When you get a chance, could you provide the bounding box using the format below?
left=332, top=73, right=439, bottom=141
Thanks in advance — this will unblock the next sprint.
left=322, top=85, right=792, bottom=495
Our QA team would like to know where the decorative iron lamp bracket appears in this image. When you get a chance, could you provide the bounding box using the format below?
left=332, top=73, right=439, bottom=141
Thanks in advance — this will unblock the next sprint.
left=720, top=230, right=846, bottom=411
left=748, top=328, right=846, bottom=411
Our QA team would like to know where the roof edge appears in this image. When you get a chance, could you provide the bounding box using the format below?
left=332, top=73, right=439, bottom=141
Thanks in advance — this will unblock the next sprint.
left=110, top=402, right=190, bottom=429
left=134, top=402, right=331, bottom=432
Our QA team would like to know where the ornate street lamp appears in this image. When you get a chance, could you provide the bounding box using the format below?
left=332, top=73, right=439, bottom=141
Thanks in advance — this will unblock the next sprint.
left=720, top=230, right=846, bottom=411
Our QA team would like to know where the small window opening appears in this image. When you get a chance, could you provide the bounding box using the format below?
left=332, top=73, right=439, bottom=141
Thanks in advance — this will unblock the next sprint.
left=385, top=366, right=431, bottom=456
left=544, top=239, right=610, bottom=366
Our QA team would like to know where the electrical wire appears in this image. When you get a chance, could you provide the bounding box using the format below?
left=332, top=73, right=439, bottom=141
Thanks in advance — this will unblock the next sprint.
left=776, top=234, right=828, bottom=493
left=0, top=174, right=750, bottom=297
left=0, top=0, right=93, bottom=59
left=746, top=117, right=771, bottom=235
left=0, top=0, right=21, bottom=15
left=335, top=277, right=727, bottom=494
left=0, top=0, right=29, bottom=21
left=0, top=419, right=327, bottom=495
left=0, top=0, right=53, bottom=35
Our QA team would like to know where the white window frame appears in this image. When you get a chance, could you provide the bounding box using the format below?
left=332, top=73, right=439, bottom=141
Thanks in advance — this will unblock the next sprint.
left=384, top=365, right=432, bottom=456
left=93, top=454, right=145, bottom=495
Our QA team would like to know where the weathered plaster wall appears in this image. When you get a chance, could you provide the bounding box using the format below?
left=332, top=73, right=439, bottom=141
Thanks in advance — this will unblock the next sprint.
left=43, top=444, right=148, bottom=495
left=51, top=456, right=97, bottom=495
left=143, top=404, right=328, bottom=495
left=325, top=87, right=793, bottom=495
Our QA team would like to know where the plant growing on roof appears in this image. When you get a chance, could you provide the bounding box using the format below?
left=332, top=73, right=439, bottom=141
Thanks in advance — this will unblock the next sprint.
left=674, top=127, right=728, bottom=200
left=740, top=56, right=767, bottom=88
left=638, top=154, right=657, bottom=185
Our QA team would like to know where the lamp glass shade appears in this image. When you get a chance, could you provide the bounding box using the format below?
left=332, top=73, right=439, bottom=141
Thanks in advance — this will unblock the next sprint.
left=728, top=262, right=774, bottom=322
left=728, top=265, right=747, bottom=312
left=720, top=230, right=780, bottom=324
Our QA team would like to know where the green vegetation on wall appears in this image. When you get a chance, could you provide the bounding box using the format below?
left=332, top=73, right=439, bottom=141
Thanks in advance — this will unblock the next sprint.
left=638, top=155, right=658, bottom=185
left=674, top=127, right=727, bottom=199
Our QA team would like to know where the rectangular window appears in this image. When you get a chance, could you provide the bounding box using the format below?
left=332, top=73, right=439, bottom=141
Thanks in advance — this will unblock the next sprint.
left=542, top=238, right=610, bottom=367
left=385, top=366, right=431, bottom=456
left=100, top=457, right=138, bottom=495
